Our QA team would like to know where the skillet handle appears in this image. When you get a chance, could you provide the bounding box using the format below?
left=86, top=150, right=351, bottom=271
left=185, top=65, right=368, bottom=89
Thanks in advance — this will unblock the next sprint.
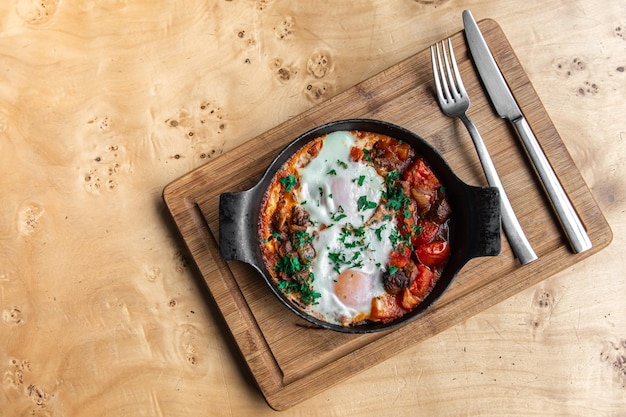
left=464, top=186, right=502, bottom=259
left=219, top=189, right=260, bottom=265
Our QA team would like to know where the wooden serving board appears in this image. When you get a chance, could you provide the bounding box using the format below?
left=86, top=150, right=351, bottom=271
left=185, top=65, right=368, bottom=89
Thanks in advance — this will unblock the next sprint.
left=162, top=20, right=612, bottom=410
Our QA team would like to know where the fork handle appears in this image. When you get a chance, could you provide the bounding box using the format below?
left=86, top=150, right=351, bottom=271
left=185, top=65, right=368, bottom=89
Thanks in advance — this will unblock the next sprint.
left=512, top=117, right=592, bottom=253
left=461, top=114, right=538, bottom=265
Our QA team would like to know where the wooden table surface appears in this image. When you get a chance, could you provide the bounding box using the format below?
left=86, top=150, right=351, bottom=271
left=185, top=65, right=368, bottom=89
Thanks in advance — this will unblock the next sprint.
left=1, top=1, right=624, bottom=416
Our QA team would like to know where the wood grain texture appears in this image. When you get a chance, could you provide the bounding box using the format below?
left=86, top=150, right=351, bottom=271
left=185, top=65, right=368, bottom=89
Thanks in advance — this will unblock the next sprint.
left=1, top=1, right=625, bottom=416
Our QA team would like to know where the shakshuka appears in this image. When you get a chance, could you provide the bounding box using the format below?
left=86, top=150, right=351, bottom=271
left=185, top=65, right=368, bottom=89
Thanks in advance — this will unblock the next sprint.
left=258, top=130, right=452, bottom=327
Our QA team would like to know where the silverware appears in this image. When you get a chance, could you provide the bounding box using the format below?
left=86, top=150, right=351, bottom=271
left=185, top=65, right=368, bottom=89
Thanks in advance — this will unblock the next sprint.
left=431, top=38, right=537, bottom=265
left=462, top=9, right=592, bottom=254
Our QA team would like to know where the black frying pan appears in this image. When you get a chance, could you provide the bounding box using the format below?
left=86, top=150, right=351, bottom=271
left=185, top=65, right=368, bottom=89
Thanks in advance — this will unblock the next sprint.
left=219, top=119, right=501, bottom=333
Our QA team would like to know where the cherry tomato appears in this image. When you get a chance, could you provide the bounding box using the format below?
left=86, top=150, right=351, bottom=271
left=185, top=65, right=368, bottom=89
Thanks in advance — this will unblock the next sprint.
left=412, top=219, right=439, bottom=247
left=349, top=146, right=364, bottom=162
left=408, top=264, right=435, bottom=299
left=415, top=240, right=450, bottom=268
left=395, top=142, right=412, bottom=161
left=307, top=140, right=323, bottom=157
left=389, top=249, right=410, bottom=268
left=370, top=294, right=405, bottom=322
left=400, top=288, right=420, bottom=310
left=404, top=158, right=440, bottom=193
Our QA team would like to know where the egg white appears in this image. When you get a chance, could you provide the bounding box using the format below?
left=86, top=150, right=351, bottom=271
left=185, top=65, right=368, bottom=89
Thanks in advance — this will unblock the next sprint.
left=296, top=131, right=384, bottom=228
left=295, top=131, right=398, bottom=325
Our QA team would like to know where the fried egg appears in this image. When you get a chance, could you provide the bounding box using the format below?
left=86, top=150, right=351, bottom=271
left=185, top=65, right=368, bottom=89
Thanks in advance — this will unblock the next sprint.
left=295, top=131, right=397, bottom=325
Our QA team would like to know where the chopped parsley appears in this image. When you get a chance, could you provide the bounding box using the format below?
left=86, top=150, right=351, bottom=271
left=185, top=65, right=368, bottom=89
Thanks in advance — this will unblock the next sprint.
left=275, top=255, right=320, bottom=305
left=374, top=224, right=387, bottom=241
left=328, top=245, right=365, bottom=273
left=279, top=174, right=297, bottom=192
left=291, top=230, right=313, bottom=249
left=328, top=251, right=348, bottom=273
left=353, top=225, right=366, bottom=237
left=330, top=205, right=347, bottom=222
left=274, top=254, right=304, bottom=275
left=277, top=273, right=320, bottom=306
left=386, top=169, right=400, bottom=182
left=357, top=195, right=377, bottom=211
left=323, top=219, right=384, bottom=277
left=362, top=148, right=373, bottom=163
left=383, top=170, right=411, bottom=210
left=261, top=231, right=283, bottom=243
left=389, top=226, right=412, bottom=252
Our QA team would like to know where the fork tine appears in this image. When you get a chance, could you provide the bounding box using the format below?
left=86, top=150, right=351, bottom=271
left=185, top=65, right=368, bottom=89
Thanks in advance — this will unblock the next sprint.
left=440, top=39, right=461, bottom=102
left=431, top=43, right=449, bottom=105
left=436, top=42, right=452, bottom=103
left=430, top=46, right=437, bottom=88
left=430, top=45, right=444, bottom=104
left=446, top=38, right=467, bottom=98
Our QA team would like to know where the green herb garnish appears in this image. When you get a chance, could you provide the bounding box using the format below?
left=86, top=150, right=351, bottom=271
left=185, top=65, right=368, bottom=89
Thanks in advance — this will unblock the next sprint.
left=362, top=148, right=373, bottom=163
left=279, top=175, right=296, bottom=192
left=383, top=170, right=410, bottom=210
left=357, top=195, right=377, bottom=211
left=274, top=255, right=304, bottom=275
left=291, top=230, right=313, bottom=249
left=374, top=224, right=387, bottom=241
left=277, top=273, right=320, bottom=305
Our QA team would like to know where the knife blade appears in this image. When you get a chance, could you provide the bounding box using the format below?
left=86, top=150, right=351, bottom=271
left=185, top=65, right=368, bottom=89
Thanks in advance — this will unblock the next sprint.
left=462, top=9, right=592, bottom=254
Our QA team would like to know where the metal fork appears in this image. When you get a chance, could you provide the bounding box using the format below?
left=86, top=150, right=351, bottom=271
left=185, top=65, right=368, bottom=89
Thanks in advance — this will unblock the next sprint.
left=431, top=38, right=537, bottom=265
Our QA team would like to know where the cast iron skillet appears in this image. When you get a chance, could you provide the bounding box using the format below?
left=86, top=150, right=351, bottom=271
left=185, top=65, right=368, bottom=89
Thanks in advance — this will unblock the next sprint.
left=219, top=119, right=501, bottom=333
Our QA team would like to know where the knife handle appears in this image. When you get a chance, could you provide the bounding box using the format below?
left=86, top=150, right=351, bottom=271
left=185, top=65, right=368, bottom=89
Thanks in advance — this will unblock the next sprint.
left=512, top=117, right=592, bottom=253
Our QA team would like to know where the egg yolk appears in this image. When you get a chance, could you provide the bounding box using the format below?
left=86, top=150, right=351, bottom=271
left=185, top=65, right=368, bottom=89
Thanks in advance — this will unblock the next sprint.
left=333, top=269, right=374, bottom=308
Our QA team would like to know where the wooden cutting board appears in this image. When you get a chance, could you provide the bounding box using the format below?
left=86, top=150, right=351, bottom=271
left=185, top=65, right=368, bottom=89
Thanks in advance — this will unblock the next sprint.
left=162, top=19, right=612, bottom=410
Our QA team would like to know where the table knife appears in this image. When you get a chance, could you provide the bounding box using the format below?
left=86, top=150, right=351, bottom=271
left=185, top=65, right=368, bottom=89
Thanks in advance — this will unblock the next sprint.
left=462, top=9, right=592, bottom=254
